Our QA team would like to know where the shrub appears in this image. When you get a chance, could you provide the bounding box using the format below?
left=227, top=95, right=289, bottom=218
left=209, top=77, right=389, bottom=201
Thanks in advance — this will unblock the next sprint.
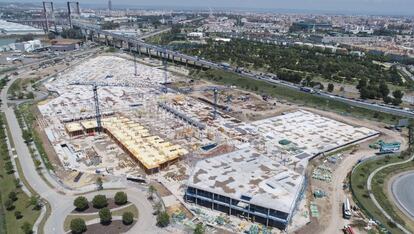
left=21, top=222, right=33, bottom=234
left=8, top=191, right=18, bottom=201
left=99, top=207, right=112, bottom=225
left=194, top=223, right=205, bottom=234
left=156, top=211, right=170, bottom=227
left=92, top=195, right=108, bottom=209
left=122, top=211, right=134, bottom=225
left=14, top=210, right=23, bottom=219
left=4, top=199, right=15, bottom=211
left=114, top=192, right=128, bottom=206
left=73, top=196, right=89, bottom=211
left=70, top=218, right=87, bottom=234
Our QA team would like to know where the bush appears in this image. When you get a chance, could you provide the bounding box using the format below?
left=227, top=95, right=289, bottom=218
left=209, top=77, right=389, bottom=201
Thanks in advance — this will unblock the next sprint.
left=73, top=196, right=89, bottom=211
left=92, top=195, right=108, bottom=209
left=194, top=223, right=205, bottom=234
left=4, top=199, right=15, bottom=211
left=8, top=191, right=18, bottom=201
left=21, top=222, right=33, bottom=234
left=99, top=207, right=112, bottom=225
left=114, top=192, right=128, bottom=205
left=70, top=218, right=87, bottom=234
left=14, top=210, right=23, bottom=219
left=156, top=211, right=170, bottom=227
left=122, top=211, right=134, bottom=225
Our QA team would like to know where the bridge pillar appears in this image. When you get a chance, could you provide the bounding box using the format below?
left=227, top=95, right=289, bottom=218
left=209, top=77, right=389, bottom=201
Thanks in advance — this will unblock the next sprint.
left=105, top=35, right=109, bottom=46
left=138, top=46, right=141, bottom=56
left=185, top=59, right=188, bottom=67
left=97, top=33, right=100, bottom=42
left=148, top=48, right=151, bottom=59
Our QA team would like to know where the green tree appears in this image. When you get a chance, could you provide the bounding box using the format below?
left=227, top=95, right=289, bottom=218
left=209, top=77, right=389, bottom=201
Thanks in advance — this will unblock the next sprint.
left=92, top=195, right=108, bottom=209
left=393, top=90, right=404, bottom=99
left=5, top=161, right=14, bottom=174
left=22, top=130, right=32, bottom=143
left=20, top=222, right=33, bottom=234
left=73, top=196, right=89, bottom=211
left=4, top=199, right=14, bottom=210
left=29, top=196, right=42, bottom=210
left=8, top=191, right=18, bottom=201
left=156, top=211, right=170, bottom=227
left=194, top=223, right=205, bottom=234
left=379, top=81, right=390, bottom=98
left=114, top=191, right=128, bottom=205
left=70, top=218, right=87, bottom=234
left=327, top=83, right=334, bottom=92
left=148, top=185, right=156, bottom=200
left=14, top=210, right=23, bottom=219
left=99, top=207, right=112, bottom=225
left=122, top=211, right=134, bottom=225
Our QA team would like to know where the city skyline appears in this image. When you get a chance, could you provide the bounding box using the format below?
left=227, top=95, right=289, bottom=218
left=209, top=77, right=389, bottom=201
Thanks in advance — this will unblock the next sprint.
left=0, top=0, right=413, bottom=15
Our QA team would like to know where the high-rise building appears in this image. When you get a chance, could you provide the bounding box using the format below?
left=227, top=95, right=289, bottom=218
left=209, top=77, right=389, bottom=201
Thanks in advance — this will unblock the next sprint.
left=108, top=0, right=112, bottom=11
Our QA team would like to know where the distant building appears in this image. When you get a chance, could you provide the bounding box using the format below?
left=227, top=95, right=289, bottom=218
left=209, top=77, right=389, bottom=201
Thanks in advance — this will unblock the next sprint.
left=214, top=37, right=231, bottom=42
left=50, top=39, right=81, bottom=52
left=108, top=0, right=112, bottom=11
left=292, top=21, right=332, bottom=31
left=187, top=32, right=204, bottom=38
left=15, top=40, right=42, bottom=52
left=0, top=20, right=43, bottom=35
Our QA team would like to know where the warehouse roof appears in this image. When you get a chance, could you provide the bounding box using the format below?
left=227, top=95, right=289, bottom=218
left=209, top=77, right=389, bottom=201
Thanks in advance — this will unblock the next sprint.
left=187, top=148, right=304, bottom=214
left=0, top=20, right=43, bottom=35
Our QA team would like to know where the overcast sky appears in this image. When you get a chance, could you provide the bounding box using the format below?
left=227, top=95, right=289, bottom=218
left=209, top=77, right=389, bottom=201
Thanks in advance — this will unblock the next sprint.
left=4, top=0, right=414, bottom=15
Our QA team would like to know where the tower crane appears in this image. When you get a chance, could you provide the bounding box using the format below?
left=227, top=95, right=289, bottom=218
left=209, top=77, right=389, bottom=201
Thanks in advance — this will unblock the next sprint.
left=179, top=86, right=231, bottom=120
left=69, top=81, right=132, bottom=132
left=161, top=48, right=169, bottom=93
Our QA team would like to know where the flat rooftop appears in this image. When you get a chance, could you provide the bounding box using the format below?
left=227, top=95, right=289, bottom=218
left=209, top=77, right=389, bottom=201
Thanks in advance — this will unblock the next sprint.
left=0, top=20, right=44, bottom=35
left=65, top=122, right=83, bottom=132
left=102, top=116, right=188, bottom=170
left=187, top=148, right=304, bottom=214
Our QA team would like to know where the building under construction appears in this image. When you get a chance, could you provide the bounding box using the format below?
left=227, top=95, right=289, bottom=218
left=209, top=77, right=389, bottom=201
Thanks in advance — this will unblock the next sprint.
left=65, top=116, right=188, bottom=173
left=185, top=148, right=305, bottom=229
left=102, top=116, right=188, bottom=173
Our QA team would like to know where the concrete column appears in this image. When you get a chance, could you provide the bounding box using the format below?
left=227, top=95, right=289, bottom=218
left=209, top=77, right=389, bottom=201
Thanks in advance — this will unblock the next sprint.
left=229, top=198, right=232, bottom=216
left=266, top=208, right=270, bottom=227
left=105, top=35, right=109, bottom=46
left=138, top=46, right=141, bottom=55
left=195, top=188, right=198, bottom=205
left=211, top=193, right=214, bottom=209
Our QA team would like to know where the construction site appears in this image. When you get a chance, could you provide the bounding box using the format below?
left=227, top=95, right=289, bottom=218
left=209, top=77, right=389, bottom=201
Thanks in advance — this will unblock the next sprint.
left=36, top=53, right=386, bottom=233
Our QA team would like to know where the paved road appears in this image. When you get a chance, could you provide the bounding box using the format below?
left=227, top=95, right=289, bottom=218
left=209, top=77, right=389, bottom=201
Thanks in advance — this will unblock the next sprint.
left=367, top=154, right=414, bottom=234
left=390, top=172, right=414, bottom=219
left=0, top=52, right=156, bottom=234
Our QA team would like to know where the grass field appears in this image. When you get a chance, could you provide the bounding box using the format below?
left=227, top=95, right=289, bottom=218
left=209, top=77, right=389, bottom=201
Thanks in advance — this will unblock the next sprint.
left=350, top=154, right=412, bottom=234
left=371, top=159, right=414, bottom=231
left=0, top=114, right=40, bottom=234
left=191, top=69, right=400, bottom=124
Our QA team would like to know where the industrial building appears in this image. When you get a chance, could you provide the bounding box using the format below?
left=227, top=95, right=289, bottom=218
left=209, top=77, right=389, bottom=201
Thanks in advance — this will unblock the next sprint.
left=185, top=148, right=305, bottom=229
left=0, top=20, right=44, bottom=35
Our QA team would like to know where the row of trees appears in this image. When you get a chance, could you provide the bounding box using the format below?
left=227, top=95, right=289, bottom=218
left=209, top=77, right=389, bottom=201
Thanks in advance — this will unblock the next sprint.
left=70, top=209, right=135, bottom=233
left=70, top=192, right=133, bottom=233
left=73, top=191, right=128, bottom=211
left=357, top=78, right=404, bottom=106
